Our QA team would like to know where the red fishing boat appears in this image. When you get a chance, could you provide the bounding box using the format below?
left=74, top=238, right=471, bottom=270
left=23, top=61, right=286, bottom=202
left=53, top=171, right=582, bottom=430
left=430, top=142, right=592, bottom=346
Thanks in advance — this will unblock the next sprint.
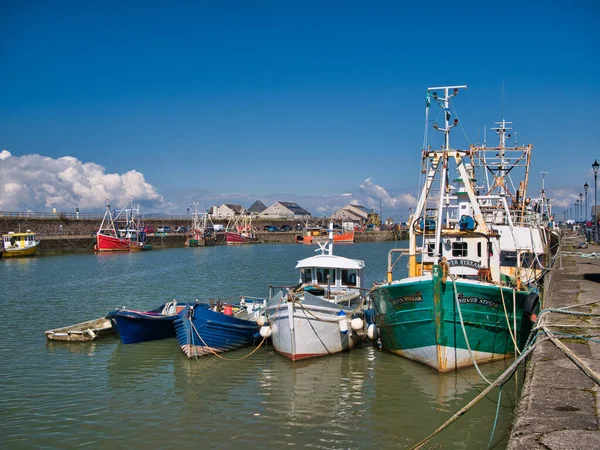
left=94, top=201, right=131, bottom=252
left=225, top=216, right=257, bottom=245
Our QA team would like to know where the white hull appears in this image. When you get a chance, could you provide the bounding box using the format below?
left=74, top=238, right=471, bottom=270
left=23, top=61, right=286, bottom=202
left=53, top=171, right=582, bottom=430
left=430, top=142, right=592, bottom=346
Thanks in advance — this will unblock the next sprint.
left=266, top=292, right=365, bottom=361
left=391, top=345, right=512, bottom=372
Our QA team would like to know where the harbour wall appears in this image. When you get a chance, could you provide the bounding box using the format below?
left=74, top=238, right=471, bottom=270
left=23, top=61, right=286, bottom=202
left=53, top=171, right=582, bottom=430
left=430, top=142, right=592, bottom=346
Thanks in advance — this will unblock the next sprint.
left=36, top=231, right=401, bottom=255
left=0, top=217, right=406, bottom=240
left=507, top=234, right=600, bottom=449
left=0, top=216, right=405, bottom=255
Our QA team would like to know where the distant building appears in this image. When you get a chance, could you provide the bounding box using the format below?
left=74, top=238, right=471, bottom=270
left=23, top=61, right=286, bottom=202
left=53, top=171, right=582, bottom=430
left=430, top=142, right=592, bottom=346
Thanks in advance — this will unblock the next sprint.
left=261, top=201, right=311, bottom=220
left=246, top=200, right=267, bottom=215
left=210, top=204, right=244, bottom=220
left=330, top=204, right=372, bottom=224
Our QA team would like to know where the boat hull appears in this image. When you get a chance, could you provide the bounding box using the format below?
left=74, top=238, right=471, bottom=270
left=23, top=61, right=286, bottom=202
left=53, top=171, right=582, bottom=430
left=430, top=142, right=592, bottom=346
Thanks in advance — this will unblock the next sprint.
left=266, top=292, right=366, bottom=361
left=174, top=304, right=260, bottom=358
left=45, top=317, right=115, bottom=342
left=106, top=304, right=182, bottom=344
left=370, top=271, right=534, bottom=372
left=96, top=233, right=131, bottom=252
left=2, top=243, right=39, bottom=258
left=225, top=231, right=257, bottom=245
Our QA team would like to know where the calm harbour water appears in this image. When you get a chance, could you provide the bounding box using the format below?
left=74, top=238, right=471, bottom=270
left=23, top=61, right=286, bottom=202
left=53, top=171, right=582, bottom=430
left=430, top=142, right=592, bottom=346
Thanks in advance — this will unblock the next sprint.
left=0, top=241, right=521, bottom=449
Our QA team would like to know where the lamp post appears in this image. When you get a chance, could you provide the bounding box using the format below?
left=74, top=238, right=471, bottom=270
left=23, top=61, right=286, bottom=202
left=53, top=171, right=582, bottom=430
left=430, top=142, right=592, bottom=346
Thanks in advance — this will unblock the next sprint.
left=584, top=182, right=589, bottom=241
left=584, top=183, right=589, bottom=222
left=579, top=193, right=583, bottom=227
left=594, top=160, right=600, bottom=243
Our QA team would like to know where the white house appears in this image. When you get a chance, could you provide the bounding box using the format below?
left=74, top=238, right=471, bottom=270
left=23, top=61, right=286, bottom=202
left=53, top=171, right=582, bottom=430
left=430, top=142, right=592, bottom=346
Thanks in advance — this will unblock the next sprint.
left=330, top=204, right=372, bottom=223
left=260, top=202, right=311, bottom=220
left=210, top=204, right=245, bottom=220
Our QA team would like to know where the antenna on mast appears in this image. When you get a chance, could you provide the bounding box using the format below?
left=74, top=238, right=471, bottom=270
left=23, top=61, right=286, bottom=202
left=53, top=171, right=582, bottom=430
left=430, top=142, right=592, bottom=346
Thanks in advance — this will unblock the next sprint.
left=540, top=171, right=548, bottom=194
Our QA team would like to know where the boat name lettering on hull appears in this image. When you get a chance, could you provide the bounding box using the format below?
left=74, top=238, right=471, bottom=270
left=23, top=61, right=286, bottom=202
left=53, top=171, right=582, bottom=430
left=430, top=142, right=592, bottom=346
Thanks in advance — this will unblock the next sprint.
left=391, top=292, right=423, bottom=306
left=457, top=293, right=499, bottom=309
left=448, top=259, right=481, bottom=269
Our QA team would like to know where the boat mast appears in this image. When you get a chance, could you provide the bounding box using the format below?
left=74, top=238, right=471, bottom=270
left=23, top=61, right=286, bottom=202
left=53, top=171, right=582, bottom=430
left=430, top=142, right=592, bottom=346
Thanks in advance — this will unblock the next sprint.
left=429, top=85, right=466, bottom=264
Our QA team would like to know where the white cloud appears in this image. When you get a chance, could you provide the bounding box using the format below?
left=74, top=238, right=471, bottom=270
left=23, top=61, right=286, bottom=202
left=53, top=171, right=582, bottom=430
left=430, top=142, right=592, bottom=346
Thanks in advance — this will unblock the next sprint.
left=548, top=188, right=584, bottom=209
left=0, top=150, right=169, bottom=212
left=359, top=177, right=416, bottom=208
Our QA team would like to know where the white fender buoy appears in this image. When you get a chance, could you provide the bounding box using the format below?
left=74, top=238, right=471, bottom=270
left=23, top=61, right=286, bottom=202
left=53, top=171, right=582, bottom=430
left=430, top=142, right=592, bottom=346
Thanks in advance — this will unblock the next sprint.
left=260, top=326, right=272, bottom=338
left=338, top=310, right=348, bottom=333
left=350, top=317, right=364, bottom=331
left=257, top=315, right=266, bottom=327
left=367, top=323, right=378, bottom=340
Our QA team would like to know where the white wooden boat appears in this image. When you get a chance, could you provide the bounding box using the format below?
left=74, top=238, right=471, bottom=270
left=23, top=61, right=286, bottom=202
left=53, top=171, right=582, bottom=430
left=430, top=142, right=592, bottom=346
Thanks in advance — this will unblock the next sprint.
left=45, top=317, right=115, bottom=342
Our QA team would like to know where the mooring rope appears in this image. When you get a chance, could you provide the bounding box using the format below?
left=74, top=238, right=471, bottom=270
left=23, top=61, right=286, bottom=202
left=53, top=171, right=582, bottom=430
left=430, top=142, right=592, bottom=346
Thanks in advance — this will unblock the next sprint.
left=499, top=286, right=521, bottom=356
left=187, top=315, right=268, bottom=361
left=293, top=290, right=367, bottom=323
left=409, top=335, right=545, bottom=450
left=410, top=300, right=600, bottom=449
left=450, top=275, right=492, bottom=385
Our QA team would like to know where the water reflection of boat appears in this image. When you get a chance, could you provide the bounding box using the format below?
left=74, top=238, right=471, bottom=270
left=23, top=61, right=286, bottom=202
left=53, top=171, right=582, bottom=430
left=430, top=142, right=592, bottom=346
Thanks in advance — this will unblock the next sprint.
left=254, top=348, right=371, bottom=446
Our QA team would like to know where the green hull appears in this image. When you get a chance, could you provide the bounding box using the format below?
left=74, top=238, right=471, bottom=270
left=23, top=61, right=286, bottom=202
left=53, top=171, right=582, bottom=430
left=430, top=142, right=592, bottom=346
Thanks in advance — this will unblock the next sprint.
left=370, top=267, right=535, bottom=372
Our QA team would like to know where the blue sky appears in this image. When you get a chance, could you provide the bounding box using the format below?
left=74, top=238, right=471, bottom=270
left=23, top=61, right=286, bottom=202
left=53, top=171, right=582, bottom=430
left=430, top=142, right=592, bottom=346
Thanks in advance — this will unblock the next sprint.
left=1, top=0, right=598, bottom=219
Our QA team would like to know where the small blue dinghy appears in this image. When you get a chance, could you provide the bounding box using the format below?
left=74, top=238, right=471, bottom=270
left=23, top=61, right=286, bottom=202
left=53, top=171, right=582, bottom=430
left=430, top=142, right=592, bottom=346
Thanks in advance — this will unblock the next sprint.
left=106, top=300, right=183, bottom=344
left=174, top=302, right=260, bottom=358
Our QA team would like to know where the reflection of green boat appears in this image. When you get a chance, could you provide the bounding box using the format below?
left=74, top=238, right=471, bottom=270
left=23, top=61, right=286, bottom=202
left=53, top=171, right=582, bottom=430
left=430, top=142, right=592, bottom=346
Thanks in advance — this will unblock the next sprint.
left=370, top=86, right=538, bottom=373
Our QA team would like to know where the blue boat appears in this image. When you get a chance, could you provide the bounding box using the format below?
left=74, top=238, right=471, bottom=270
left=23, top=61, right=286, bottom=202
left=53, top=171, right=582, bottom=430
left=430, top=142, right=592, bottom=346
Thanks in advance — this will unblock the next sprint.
left=106, top=300, right=183, bottom=344
left=174, top=302, right=260, bottom=358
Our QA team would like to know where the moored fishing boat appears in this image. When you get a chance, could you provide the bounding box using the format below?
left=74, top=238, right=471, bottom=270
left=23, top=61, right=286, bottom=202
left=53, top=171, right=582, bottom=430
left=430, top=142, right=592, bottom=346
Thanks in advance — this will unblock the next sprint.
left=1, top=230, right=40, bottom=258
left=186, top=203, right=216, bottom=247
left=174, top=301, right=260, bottom=358
left=45, top=317, right=115, bottom=342
left=225, top=215, right=257, bottom=244
left=470, top=120, right=550, bottom=286
left=95, top=200, right=131, bottom=252
left=106, top=300, right=184, bottom=344
left=297, top=228, right=355, bottom=244
left=262, top=223, right=370, bottom=361
left=369, top=86, right=538, bottom=372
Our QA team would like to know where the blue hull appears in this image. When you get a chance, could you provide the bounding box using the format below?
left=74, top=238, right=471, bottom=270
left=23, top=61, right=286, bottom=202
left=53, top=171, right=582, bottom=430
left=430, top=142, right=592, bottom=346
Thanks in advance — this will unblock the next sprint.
left=174, top=303, right=260, bottom=358
left=106, top=303, right=180, bottom=344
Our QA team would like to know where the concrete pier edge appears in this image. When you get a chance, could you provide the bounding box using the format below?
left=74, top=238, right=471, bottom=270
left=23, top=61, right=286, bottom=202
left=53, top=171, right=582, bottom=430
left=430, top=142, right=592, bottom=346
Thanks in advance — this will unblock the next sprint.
left=507, top=233, right=600, bottom=449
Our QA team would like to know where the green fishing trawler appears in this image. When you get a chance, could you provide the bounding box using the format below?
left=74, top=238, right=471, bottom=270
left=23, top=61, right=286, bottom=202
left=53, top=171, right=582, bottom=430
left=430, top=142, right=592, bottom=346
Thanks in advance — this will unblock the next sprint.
left=370, top=85, right=541, bottom=372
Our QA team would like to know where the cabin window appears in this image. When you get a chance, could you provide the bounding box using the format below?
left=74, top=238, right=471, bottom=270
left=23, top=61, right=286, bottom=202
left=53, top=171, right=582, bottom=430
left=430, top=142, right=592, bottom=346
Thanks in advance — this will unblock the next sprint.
left=477, top=242, right=482, bottom=257
left=501, top=251, right=518, bottom=267
left=316, top=268, right=335, bottom=284
left=342, top=269, right=357, bottom=286
left=300, top=268, right=312, bottom=284
left=452, top=242, right=468, bottom=257
left=427, top=243, right=436, bottom=257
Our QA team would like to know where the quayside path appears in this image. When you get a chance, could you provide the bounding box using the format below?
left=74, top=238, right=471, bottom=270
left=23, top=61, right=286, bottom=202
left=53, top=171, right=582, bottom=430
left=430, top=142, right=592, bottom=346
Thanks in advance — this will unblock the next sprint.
left=507, top=234, right=600, bottom=449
